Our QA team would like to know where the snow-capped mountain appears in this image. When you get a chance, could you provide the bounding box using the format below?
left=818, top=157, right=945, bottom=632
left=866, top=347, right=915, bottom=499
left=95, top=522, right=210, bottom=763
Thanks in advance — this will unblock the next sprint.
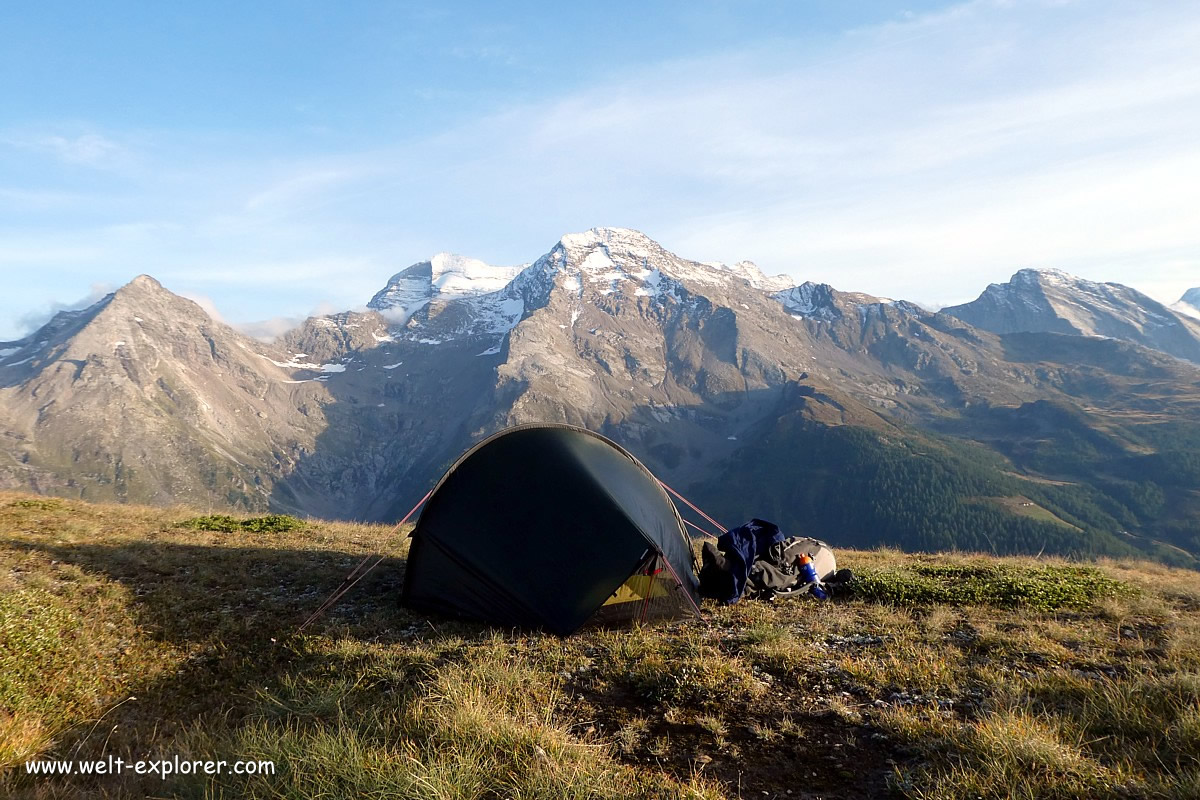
left=942, top=268, right=1200, bottom=363
left=4, top=229, right=1200, bottom=564
left=1172, top=288, right=1200, bottom=320
left=367, top=253, right=526, bottom=323
left=771, top=282, right=896, bottom=321
left=367, top=227, right=878, bottom=351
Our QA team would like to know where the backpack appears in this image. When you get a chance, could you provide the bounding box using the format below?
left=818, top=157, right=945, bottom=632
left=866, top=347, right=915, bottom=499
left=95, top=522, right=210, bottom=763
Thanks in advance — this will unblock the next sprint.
left=746, top=537, right=838, bottom=599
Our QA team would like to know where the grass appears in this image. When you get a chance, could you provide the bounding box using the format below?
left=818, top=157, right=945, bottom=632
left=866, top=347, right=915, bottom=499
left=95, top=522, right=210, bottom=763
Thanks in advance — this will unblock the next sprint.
left=844, top=561, right=1133, bottom=610
left=968, top=495, right=1082, bottom=531
left=1, top=490, right=1199, bottom=798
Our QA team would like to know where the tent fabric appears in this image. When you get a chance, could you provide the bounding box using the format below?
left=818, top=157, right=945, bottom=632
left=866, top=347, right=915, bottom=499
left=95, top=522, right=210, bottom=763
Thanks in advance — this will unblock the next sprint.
left=402, top=424, right=701, bottom=635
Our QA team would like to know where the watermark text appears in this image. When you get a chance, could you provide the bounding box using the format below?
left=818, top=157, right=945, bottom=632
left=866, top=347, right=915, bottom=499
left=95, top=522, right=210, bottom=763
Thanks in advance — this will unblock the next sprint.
left=26, top=755, right=275, bottom=779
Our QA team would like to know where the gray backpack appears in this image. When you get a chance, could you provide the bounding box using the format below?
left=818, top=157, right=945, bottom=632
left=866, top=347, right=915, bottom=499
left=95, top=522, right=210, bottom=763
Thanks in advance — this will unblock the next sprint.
left=746, top=537, right=838, bottom=599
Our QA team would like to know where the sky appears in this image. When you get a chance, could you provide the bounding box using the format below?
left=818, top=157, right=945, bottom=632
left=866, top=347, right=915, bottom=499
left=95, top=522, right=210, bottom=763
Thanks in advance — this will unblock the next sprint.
left=2, top=0, right=1199, bottom=340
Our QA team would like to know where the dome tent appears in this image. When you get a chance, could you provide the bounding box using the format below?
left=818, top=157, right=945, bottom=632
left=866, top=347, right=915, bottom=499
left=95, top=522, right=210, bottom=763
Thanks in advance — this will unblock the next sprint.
left=402, top=424, right=702, bottom=635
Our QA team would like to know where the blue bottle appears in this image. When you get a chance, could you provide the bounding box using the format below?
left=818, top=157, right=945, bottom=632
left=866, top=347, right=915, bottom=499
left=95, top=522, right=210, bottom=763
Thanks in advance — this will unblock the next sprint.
left=797, top=556, right=829, bottom=599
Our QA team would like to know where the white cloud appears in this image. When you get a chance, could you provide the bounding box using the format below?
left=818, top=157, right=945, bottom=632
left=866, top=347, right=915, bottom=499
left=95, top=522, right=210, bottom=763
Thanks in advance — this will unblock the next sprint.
left=13, top=282, right=114, bottom=338
left=244, top=168, right=356, bottom=213
left=43, top=133, right=121, bottom=166
left=1, top=130, right=125, bottom=167
left=180, top=292, right=227, bottom=323
left=232, top=316, right=306, bottom=342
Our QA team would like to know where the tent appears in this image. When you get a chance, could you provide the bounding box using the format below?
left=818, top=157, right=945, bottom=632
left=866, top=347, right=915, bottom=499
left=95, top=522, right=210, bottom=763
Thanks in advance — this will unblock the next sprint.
left=401, top=424, right=702, bottom=635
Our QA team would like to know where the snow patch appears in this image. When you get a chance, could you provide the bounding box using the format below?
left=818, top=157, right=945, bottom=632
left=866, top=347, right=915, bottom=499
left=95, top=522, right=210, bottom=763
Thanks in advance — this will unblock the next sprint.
left=383, top=361, right=404, bottom=370
left=634, top=267, right=663, bottom=298
left=368, top=252, right=526, bottom=323
left=260, top=354, right=323, bottom=370
left=579, top=249, right=620, bottom=278
left=430, top=252, right=524, bottom=296
left=477, top=345, right=502, bottom=356
left=258, top=353, right=349, bottom=373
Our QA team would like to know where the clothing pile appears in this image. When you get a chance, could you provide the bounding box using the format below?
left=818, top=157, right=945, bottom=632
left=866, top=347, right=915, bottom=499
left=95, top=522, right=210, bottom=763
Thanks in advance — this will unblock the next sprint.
left=698, top=518, right=853, bottom=604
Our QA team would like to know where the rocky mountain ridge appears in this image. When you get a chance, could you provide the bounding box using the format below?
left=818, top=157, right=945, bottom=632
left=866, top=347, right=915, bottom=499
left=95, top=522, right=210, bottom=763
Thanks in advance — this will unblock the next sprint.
left=3, top=230, right=1199, bottom=564
left=942, top=268, right=1200, bottom=364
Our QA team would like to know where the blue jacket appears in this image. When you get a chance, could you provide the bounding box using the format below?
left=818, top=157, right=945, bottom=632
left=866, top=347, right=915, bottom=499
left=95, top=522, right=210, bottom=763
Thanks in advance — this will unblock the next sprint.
left=715, top=519, right=784, bottom=603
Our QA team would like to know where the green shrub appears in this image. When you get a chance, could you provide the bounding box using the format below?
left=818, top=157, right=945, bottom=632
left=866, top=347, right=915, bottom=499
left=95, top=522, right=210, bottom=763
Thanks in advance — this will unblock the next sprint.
left=177, top=514, right=306, bottom=533
left=846, top=563, right=1133, bottom=610
left=8, top=498, right=64, bottom=511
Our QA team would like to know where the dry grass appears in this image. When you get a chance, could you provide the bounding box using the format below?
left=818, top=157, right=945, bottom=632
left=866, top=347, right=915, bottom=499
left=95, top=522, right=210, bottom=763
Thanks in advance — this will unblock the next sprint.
left=1, top=489, right=1199, bottom=799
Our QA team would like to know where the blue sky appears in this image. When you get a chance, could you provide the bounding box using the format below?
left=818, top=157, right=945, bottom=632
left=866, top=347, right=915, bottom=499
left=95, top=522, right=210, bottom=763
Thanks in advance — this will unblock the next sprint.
left=2, top=0, right=1198, bottom=339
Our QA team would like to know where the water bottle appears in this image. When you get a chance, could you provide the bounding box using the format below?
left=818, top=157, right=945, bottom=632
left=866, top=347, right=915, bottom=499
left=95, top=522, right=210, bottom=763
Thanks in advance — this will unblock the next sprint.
left=797, top=555, right=829, bottom=600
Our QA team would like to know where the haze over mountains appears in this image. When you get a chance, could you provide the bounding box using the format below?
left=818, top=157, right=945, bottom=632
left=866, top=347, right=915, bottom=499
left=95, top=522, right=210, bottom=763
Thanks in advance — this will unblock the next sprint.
left=1173, top=288, right=1200, bottom=321
left=2, top=228, right=1198, bottom=565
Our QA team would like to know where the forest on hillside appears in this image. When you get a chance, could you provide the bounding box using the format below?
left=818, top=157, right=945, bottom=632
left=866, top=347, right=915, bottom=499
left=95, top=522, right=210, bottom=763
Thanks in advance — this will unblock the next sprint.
left=700, top=415, right=1200, bottom=569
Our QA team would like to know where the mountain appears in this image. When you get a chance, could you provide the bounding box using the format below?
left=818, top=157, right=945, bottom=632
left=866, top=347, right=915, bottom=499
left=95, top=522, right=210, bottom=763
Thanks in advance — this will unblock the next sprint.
left=367, top=252, right=527, bottom=323
left=1172, top=287, right=1200, bottom=320
left=3, top=230, right=1200, bottom=566
left=0, top=276, right=334, bottom=509
left=942, top=268, right=1200, bottom=363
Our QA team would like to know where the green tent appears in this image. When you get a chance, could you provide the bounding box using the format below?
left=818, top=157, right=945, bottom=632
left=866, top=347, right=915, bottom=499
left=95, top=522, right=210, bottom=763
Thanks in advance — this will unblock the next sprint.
left=402, top=424, right=702, bottom=635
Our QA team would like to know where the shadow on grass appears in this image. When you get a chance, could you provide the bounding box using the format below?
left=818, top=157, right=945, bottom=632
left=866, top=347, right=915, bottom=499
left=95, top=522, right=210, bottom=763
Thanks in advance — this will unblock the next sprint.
left=2, top=537, right=497, bottom=767
left=2, top=538, right=425, bottom=644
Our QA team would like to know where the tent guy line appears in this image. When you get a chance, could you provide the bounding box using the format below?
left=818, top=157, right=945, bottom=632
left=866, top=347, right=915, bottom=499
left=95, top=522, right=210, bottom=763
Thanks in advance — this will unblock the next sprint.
left=296, top=487, right=433, bottom=633
left=657, top=479, right=725, bottom=539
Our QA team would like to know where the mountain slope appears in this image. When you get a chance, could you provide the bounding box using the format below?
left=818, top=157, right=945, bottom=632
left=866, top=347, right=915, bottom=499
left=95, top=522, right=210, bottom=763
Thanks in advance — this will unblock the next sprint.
left=943, top=268, right=1200, bottom=363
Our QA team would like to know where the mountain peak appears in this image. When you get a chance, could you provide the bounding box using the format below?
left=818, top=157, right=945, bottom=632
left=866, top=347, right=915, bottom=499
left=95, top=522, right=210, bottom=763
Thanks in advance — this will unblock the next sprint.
left=772, top=281, right=891, bottom=321
left=106, top=275, right=181, bottom=308
left=557, top=227, right=656, bottom=252
left=549, top=228, right=797, bottom=292
left=129, top=274, right=163, bottom=290
left=1011, top=267, right=1081, bottom=287
left=368, top=254, right=524, bottom=322
left=945, top=268, right=1200, bottom=363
